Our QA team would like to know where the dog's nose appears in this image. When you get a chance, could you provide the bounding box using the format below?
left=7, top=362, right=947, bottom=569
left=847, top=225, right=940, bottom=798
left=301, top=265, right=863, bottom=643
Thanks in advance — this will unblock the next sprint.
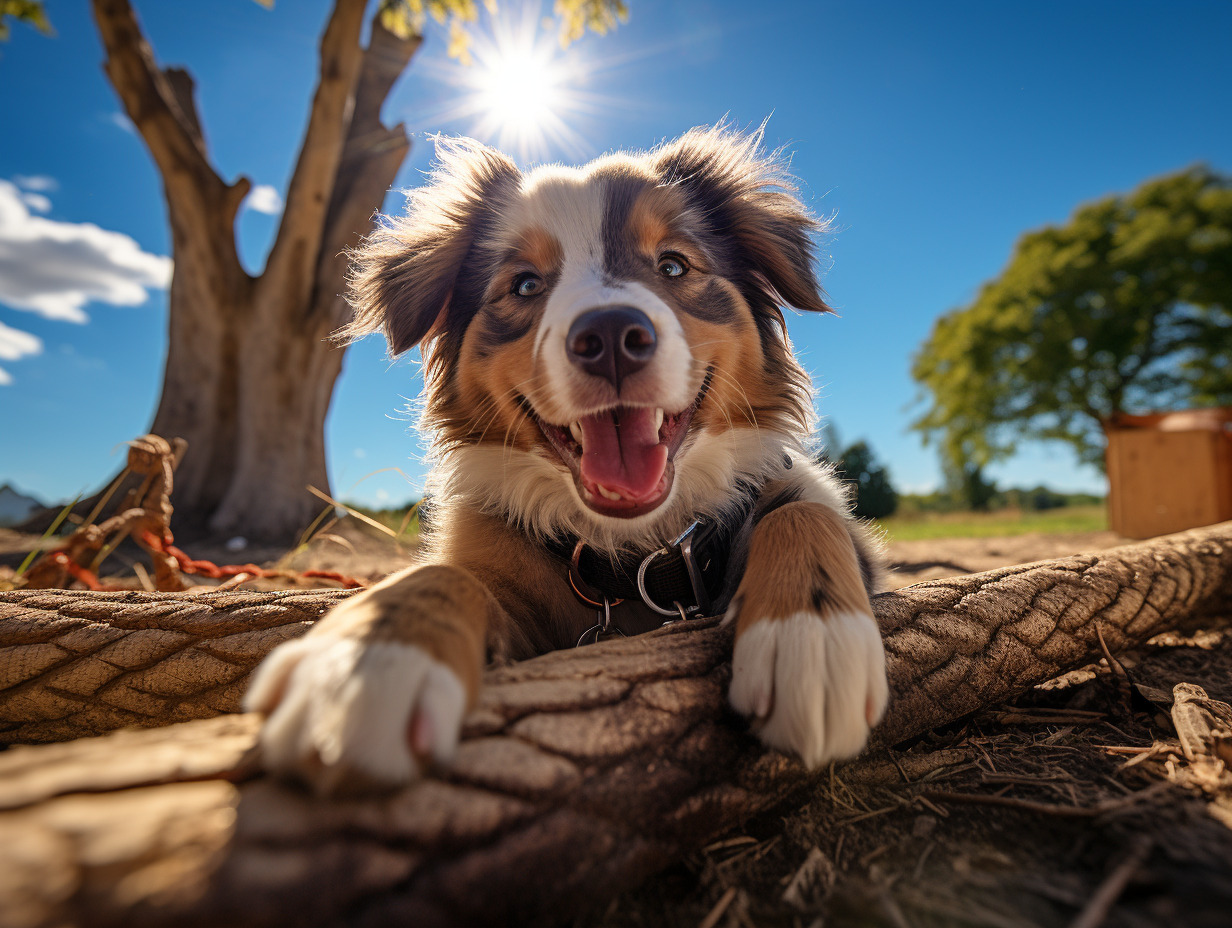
left=565, top=306, right=657, bottom=388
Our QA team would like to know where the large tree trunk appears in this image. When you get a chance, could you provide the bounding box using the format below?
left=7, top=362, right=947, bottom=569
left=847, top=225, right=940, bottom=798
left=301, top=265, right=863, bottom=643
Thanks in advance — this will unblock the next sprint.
left=90, top=0, right=418, bottom=542
left=0, top=524, right=1229, bottom=928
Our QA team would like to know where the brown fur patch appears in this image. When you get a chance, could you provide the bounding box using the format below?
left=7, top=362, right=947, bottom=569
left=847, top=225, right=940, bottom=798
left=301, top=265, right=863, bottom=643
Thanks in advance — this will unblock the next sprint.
left=732, top=501, right=873, bottom=637
left=510, top=226, right=563, bottom=280
left=309, top=564, right=495, bottom=702
left=428, top=508, right=593, bottom=658
left=626, top=185, right=691, bottom=259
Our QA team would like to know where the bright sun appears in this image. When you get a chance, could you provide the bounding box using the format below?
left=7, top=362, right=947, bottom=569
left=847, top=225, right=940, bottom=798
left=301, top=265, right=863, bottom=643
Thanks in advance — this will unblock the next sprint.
left=476, top=48, right=564, bottom=133
left=434, top=11, right=595, bottom=163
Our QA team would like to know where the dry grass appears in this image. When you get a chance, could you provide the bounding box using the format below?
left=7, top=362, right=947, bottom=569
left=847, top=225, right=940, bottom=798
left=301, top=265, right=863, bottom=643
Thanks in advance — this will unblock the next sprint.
left=585, top=628, right=1232, bottom=928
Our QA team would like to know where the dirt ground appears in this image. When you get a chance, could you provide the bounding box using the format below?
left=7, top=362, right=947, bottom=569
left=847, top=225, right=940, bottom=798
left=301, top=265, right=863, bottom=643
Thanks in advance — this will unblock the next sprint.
left=884, top=529, right=1130, bottom=588
left=5, top=522, right=1231, bottom=927
left=582, top=528, right=1232, bottom=928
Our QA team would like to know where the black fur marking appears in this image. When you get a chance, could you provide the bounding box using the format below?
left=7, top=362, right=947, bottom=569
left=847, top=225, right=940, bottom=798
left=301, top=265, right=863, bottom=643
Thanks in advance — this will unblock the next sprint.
left=680, top=277, right=739, bottom=322
left=811, top=585, right=835, bottom=614
left=752, top=484, right=804, bottom=525
left=514, top=394, right=536, bottom=418
left=472, top=311, right=535, bottom=356
left=810, top=563, right=836, bottom=613
left=600, top=168, right=653, bottom=284
left=849, top=527, right=880, bottom=600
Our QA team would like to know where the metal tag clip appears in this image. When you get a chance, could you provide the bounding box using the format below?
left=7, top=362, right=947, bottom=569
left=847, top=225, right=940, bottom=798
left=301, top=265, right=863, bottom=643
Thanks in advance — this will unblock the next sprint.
left=576, top=597, right=625, bottom=647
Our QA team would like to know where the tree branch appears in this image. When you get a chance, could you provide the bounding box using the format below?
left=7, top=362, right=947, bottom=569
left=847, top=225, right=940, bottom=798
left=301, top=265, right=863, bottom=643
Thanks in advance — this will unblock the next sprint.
left=261, top=0, right=369, bottom=297
left=0, top=524, right=1230, bottom=928
left=92, top=0, right=249, bottom=279
left=308, top=18, right=419, bottom=328
left=162, top=67, right=204, bottom=149
left=91, top=0, right=219, bottom=189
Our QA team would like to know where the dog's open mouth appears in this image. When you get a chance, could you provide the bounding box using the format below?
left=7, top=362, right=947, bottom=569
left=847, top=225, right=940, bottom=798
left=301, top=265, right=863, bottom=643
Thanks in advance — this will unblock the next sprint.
left=530, top=371, right=712, bottom=519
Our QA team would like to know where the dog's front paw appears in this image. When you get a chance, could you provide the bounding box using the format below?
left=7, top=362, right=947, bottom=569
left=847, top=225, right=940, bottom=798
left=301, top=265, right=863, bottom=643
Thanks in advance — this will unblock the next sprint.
left=244, top=631, right=466, bottom=795
left=729, top=611, right=888, bottom=768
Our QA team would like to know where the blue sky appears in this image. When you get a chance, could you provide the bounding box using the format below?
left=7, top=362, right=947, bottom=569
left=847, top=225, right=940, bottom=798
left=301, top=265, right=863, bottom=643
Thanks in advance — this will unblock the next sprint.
left=2, top=0, right=1230, bottom=509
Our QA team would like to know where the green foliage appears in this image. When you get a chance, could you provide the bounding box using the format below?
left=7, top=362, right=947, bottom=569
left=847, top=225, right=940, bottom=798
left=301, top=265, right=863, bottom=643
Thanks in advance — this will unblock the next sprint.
left=952, top=463, right=997, bottom=512
left=912, top=166, right=1232, bottom=474
left=835, top=440, right=899, bottom=519
left=554, top=0, right=629, bottom=44
left=0, top=0, right=51, bottom=40
left=374, top=0, right=625, bottom=61
left=255, top=0, right=624, bottom=63
left=897, top=484, right=1102, bottom=517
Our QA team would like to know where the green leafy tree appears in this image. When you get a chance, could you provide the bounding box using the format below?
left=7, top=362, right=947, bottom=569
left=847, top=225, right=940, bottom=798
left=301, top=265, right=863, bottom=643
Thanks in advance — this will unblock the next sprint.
left=912, top=167, right=1232, bottom=476
left=836, top=440, right=899, bottom=520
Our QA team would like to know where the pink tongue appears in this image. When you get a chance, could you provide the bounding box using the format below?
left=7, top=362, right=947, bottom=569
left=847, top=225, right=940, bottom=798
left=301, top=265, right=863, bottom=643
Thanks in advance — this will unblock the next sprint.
left=578, top=407, right=667, bottom=501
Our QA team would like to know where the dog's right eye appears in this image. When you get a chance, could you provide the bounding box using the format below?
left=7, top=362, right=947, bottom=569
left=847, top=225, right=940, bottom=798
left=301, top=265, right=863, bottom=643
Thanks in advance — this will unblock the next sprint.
left=512, top=273, right=545, bottom=298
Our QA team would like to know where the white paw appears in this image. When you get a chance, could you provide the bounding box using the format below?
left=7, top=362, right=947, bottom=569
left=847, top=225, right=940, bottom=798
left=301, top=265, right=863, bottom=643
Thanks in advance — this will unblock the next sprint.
left=730, top=611, right=889, bottom=768
left=244, top=633, right=466, bottom=794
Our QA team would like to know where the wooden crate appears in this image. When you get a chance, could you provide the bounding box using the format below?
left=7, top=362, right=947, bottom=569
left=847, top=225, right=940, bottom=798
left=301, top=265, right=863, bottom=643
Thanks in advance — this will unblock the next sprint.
left=1105, top=409, right=1232, bottom=539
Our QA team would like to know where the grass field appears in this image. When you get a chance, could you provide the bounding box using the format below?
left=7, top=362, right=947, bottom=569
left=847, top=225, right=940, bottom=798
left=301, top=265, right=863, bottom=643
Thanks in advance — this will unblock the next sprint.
left=876, top=504, right=1108, bottom=541
left=344, top=501, right=1110, bottom=544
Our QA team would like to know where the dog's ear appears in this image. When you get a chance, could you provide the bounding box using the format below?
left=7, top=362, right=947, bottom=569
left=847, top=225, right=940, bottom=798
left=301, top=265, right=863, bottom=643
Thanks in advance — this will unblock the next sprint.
left=341, top=138, right=521, bottom=355
left=654, top=125, right=833, bottom=315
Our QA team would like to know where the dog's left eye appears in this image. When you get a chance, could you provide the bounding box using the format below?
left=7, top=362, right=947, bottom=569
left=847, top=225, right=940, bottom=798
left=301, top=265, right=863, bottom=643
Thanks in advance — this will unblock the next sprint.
left=657, top=254, right=688, bottom=278
left=512, top=273, right=545, bottom=297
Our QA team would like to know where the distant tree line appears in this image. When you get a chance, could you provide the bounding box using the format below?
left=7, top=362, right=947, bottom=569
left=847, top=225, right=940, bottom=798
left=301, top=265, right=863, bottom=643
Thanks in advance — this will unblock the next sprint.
left=896, top=485, right=1103, bottom=517
left=817, top=426, right=1103, bottom=522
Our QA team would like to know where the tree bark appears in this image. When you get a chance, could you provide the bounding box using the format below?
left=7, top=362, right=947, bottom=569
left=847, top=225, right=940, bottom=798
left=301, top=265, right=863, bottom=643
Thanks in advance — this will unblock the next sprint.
left=90, top=0, right=420, bottom=542
left=0, top=523, right=1229, bottom=927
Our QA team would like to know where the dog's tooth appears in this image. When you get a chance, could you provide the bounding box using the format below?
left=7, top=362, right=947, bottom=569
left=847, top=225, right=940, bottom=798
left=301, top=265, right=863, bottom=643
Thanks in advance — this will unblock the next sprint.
left=654, top=408, right=664, bottom=432
left=569, top=421, right=583, bottom=445
left=596, top=484, right=624, bottom=501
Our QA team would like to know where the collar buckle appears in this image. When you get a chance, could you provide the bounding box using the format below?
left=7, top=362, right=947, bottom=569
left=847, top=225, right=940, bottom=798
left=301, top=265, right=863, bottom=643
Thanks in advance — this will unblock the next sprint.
left=635, top=519, right=712, bottom=618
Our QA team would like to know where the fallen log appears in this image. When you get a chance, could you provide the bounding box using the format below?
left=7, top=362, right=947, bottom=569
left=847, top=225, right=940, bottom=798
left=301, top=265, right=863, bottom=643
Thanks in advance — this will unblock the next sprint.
left=1, top=523, right=1230, bottom=928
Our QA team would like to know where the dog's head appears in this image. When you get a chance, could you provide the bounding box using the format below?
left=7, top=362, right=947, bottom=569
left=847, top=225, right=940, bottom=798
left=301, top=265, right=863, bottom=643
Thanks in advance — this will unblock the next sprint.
left=344, top=126, right=832, bottom=547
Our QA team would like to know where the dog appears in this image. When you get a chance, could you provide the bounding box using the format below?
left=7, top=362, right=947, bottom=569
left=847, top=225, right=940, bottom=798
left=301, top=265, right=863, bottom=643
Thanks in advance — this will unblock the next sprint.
left=245, top=126, right=889, bottom=794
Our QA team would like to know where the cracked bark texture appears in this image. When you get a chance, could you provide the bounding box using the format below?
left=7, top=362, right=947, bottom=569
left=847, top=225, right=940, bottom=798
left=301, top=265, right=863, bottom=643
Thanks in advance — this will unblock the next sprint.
left=0, top=523, right=1229, bottom=928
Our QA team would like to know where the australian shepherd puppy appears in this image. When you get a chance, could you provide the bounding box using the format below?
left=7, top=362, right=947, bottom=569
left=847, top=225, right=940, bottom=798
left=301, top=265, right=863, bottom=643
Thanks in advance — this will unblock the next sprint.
left=245, top=126, right=889, bottom=794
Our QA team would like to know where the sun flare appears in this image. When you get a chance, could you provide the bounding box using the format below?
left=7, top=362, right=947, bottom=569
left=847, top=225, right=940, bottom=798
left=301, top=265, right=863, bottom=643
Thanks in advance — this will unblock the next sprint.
left=421, top=10, right=604, bottom=163
left=475, top=47, right=564, bottom=134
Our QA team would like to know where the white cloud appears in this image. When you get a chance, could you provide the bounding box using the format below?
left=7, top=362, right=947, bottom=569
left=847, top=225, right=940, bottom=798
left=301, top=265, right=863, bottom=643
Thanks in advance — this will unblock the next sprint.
left=20, top=192, right=51, bottom=214
left=0, top=319, right=43, bottom=386
left=107, top=112, right=136, bottom=134
left=0, top=179, right=172, bottom=323
left=13, top=175, right=58, bottom=192
left=244, top=184, right=284, bottom=215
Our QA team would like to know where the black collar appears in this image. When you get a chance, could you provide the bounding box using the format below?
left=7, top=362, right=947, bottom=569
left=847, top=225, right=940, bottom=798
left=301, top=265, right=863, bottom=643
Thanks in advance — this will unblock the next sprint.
left=544, top=485, right=757, bottom=621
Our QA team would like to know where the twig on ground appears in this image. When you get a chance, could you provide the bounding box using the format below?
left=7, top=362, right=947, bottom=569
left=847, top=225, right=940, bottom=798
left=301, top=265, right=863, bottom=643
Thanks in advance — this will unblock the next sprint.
left=1067, top=838, right=1152, bottom=928
left=697, top=886, right=737, bottom=928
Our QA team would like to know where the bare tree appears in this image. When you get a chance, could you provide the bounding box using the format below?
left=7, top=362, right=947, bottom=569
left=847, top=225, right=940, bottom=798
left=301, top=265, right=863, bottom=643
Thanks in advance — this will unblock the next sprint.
left=90, top=0, right=419, bottom=540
